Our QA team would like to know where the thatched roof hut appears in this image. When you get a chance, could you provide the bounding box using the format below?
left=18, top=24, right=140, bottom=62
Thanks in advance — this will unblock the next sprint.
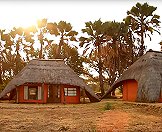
left=0, top=59, right=100, bottom=103
left=102, top=50, right=162, bottom=103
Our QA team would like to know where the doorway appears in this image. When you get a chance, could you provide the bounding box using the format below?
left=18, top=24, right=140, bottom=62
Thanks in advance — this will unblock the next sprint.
left=47, top=85, right=61, bottom=103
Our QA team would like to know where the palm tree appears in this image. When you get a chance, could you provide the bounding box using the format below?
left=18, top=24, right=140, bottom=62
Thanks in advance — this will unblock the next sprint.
left=124, top=2, right=161, bottom=56
left=79, top=19, right=108, bottom=96
left=47, top=21, right=78, bottom=59
left=0, top=29, right=5, bottom=85
left=37, top=19, right=49, bottom=59
left=0, top=29, right=15, bottom=78
left=9, top=27, right=30, bottom=75
left=23, top=25, right=38, bottom=61
left=101, top=21, right=130, bottom=95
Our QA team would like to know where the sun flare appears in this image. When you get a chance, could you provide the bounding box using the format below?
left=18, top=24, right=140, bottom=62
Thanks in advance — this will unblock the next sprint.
left=8, top=17, right=38, bottom=29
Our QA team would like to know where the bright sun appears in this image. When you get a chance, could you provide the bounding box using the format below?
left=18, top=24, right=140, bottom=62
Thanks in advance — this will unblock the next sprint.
left=13, top=18, right=38, bottom=28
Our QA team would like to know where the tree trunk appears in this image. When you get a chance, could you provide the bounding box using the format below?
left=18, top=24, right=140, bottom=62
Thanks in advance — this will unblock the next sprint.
left=128, top=30, right=134, bottom=64
left=139, top=31, right=144, bottom=56
left=56, top=35, right=63, bottom=59
left=112, top=90, right=115, bottom=96
left=139, top=19, right=145, bottom=57
left=0, top=69, right=2, bottom=84
left=39, top=42, right=43, bottom=59
left=39, top=33, right=44, bottom=59
left=111, top=39, right=118, bottom=96
left=0, top=57, right=2, bottom=84
left=56, top=44, right=62, bottom=59
left=98, top=45, right=104, bottom=96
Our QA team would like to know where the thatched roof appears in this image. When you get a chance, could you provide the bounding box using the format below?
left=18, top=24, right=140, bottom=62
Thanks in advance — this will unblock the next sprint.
left=102, top=50, right=162, bottom=102
left=0, top=59, right=100, bottom=102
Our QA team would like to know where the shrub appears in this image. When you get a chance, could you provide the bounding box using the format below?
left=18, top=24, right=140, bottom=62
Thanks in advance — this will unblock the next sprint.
left=104, top=102, right=112, bottom=110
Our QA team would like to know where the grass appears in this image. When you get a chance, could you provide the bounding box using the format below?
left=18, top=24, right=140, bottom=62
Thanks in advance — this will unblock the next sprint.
left=103, top=102, right=113, bottom=110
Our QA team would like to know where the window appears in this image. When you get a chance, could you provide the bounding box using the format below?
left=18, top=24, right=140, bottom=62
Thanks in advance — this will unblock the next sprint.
left=64, top=88, right=77, bottom=96
left=28, top=87, right=38, bottom=100
left=24, top=86, right=42, bottom=100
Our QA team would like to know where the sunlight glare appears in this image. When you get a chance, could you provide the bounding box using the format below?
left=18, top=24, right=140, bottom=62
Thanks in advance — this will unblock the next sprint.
left=12, top=17, right=37, bottom=28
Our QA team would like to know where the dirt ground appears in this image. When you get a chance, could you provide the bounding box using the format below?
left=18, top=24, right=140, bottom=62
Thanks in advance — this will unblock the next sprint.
left=0, top=99, right=162, bottom=132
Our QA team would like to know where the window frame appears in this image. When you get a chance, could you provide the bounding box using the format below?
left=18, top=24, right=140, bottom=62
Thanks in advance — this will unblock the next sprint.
left=64, top=88, right=77, bottom=96
left=24, top=85, right=42, bottom=100
left=28, top=87, right=38, bottom=100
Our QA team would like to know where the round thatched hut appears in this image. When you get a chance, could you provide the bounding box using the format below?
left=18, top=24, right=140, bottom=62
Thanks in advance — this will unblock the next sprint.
left=102, top=50, right=162, bottom=103
left=0, top=59, right=100, bottom=104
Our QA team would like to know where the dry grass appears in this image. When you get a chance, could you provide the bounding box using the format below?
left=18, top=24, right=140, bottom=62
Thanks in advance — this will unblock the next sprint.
left=0, top=99, right=162, bottom=132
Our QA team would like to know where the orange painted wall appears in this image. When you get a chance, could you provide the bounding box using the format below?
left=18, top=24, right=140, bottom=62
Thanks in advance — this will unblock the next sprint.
left=16, top=85, right=23, bottom=103
left=60, top=85, right=80, bottom=104
left=43, top=84, right=48, bottom=103
left=159, top=98, right=162, bottom=103
left=123, top=80, right=138, bottom=102
left=17, top=83, right=48, bottom=103
left=158, top=92, right=162, bottom=103
left=17, top=83, right=80, bottom=104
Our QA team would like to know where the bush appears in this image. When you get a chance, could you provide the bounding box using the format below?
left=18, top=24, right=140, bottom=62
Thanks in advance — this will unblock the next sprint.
left=104, top=102, right=112, bottom=110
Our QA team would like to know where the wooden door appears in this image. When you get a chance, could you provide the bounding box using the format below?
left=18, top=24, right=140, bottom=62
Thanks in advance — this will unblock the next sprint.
left=47, top=85, right=60, bottom=103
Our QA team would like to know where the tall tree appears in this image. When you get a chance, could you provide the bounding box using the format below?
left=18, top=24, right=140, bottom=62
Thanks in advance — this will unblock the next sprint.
left=125, top=2, right=161, bottom=56
left=47, top=21, right=78, bottom=58
left=1, top=29, right=15, bottom=78
left=9, top=27, right=27, bottom=75
left=23, top=26, right=38, bottom=61
left=101, top=21, right=133, bottom=95
left=0, top=29, right=5, bottom=85
left=37, top=19, right=49, bottom=59
left=0, top=26, right=36, bottom=88
left=79, top=19, right=109, bottom=96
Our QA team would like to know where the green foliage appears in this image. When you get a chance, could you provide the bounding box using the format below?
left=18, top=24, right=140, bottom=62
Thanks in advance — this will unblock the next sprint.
left=104, top=102, right=112, bottom=110
left=80, top=19, right=137, bottom=96
left=124, top=2, right=161, bottom=56
left=46, top=20, right=78, bottom=59
left=80, top=19, right=111, bottom=96
left=37, top=19, right=47, bottom=28
left=46, top=22, right=59, bottom=35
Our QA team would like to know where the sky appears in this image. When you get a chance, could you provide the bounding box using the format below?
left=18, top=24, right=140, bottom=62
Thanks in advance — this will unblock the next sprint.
left=0, top=0, right=162, bottom=51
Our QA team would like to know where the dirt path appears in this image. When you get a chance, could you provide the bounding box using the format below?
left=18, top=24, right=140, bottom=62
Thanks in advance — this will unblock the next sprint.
left=96, top=110, right=130, bottom=132
left=97, top=101, right=162, bottom=132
